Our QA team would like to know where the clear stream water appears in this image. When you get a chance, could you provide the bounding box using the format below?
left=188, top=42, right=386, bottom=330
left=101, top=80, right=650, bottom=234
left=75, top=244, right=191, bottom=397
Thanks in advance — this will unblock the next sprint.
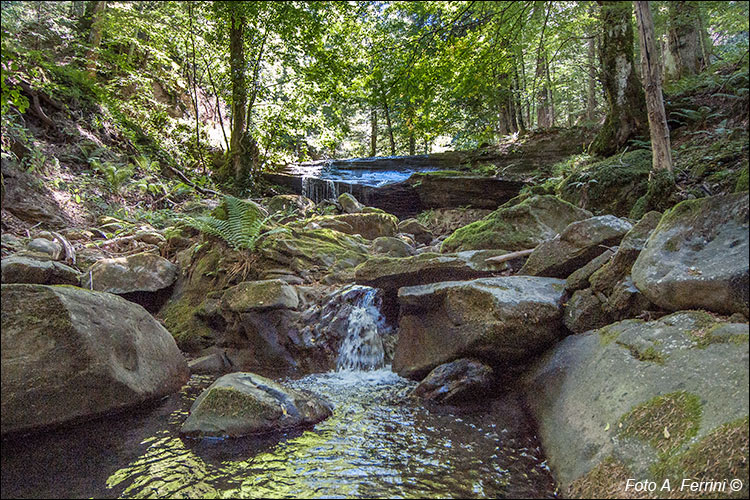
left=1, top=239, right=556, bottom=500
left=0, top=370, right=556, bottom=499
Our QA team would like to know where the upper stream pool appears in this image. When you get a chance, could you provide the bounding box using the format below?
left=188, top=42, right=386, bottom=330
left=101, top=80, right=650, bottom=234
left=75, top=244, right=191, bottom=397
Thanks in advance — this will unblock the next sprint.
left=1, top=368, right=556, bottom=498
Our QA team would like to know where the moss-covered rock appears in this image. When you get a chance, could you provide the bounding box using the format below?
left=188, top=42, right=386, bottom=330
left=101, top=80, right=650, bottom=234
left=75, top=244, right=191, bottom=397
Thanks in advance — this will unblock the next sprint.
left=180, top=372, right=332, bottom=438
left=1, top=284, right=189, bottom=436
left=258, top=227, right=370, bottom=280
left=301, top=212, right=398, bottom=240
left=159, top=245, right=231, bottom=352
left=557, top=149, right=652, bottom=217
left=523, top=310, right=749, bottom=496
left=221, top=279, right=299, bottom=312
left=441, top=195, right=592, bottom=252
left=632, top=192, right=749, bottom=316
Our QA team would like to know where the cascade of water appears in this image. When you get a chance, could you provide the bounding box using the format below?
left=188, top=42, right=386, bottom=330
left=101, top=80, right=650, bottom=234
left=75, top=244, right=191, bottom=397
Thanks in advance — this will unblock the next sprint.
left=301, top=176, right=312, bottom=200
left=335, top=286, right=388, bottom=371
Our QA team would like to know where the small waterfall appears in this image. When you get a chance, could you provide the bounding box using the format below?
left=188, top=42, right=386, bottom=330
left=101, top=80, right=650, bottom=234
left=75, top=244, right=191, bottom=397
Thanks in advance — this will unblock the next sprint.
left=335, top=286, right=388, bottom=371
left=301, top=176, right=340, bottom=204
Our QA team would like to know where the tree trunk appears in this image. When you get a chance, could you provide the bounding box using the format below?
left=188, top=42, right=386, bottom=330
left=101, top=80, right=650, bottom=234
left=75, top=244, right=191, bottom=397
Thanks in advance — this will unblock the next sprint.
left=382, top=92, right=395, bottom=156
left=635, top=1, right=672, bottom=173
left=590, top=1, right=647, bottom=156
left=586, top=35, right=597, bottom=121
left=665, top=1, right=703, bottom=80
left=697, top=6, right=713, bottom=69
left=513, top=64, right=526, bottom=133
left=84, top=1, right=107, bottom=79
left=370, top=107, right=377, bottom=157
left=228, top=10, right=247, bottom=186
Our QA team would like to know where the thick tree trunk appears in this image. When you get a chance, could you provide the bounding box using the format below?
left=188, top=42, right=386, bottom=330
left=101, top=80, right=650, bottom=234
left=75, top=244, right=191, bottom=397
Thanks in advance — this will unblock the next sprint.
left=697, top=7, right=713, bottom=69
left=370, top=107, right=377, bottom=157
left=84, top=1, right=106, bottom=79
left=591, top=1, right=647, bottom=156
left=635, top=1, right=672, bottom=173
left=228, top=11, right=247, bottom=185
left=586, top=35, right=597, bottom=121
left=665, top=1, right=703, bottom=80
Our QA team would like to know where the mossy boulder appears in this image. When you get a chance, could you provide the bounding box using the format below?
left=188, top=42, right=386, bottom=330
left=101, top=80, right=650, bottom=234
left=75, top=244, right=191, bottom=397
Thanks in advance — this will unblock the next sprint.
left=337, top=192, right=364, bottom=214
left=557, top=149, right=652, bottom=217
left=180, top=372, right=332, bottom=438
left=632, top=192, right=749, bottom=316
left=1, top=284, right=190, bottom=436
left=524, top=311, right=749, bottom=496
left=519, top=215, right=632, bottom=278
left=221, top=279, right=299, bottom=312
left=393, top=276, right=567, bottom=380
left=441, top=195, right=592, bottom=253
left=302, top=213, right=398, bottom=240
left=258, top=227, right=370, bottom=278
left=159, top=245, right=232, bottom=352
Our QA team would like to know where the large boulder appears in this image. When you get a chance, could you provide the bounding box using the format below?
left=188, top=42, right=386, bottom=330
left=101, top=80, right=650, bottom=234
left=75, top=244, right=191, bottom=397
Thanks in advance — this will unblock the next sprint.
left=258, top=228, right=370, bottom=279
left=411, top=358, right=494, bottom=405
left=370, top=236, right=416, bottom=258
left=180, top=372, right=332, bottom=438
left=523, top=311, right=749, bottom=497
left=221, top=279, right=299, bottom=312
left=393, top=276, right=567, bottom=380
left=1, top=254, right=80, bottom=285
left=266, top=194, right=315, bottom=217
left=441, top=195, right=592, bottom=252
left=1, top=284, right=190, bottom=436
left=303, top=213, right=398, bottom=240
left=632, top=193, right=749, bottom=316
left=81, top=252, right=177, bottom=294
left=520, top=215, right=632, bottom=278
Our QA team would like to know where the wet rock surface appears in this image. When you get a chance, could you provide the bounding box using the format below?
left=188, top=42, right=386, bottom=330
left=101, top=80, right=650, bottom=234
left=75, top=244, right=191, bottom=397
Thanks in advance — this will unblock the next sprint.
left=180, top=372, right=333, bottom=438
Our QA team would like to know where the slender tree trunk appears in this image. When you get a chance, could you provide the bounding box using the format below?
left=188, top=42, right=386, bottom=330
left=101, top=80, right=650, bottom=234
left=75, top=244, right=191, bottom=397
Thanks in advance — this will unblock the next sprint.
left=85, top=1, right=107, bottom=79
left=382, top=91, right=395, bottom=156
left=513, top=64, right=526, bottom=133
left=696, top=7, right=713, bottom=70
left=203, top=53, right=230, bottom=152
left=591, top=1, right=647, bottom=156
left=228, top=10, right=247, bottom=185
left=187, top=4, right=205, bottom=174
left=635, top=1, right=672, bottom=173
left=665, top=1, right=703, bottom=80
left=370, top=107, right=377, bottom=157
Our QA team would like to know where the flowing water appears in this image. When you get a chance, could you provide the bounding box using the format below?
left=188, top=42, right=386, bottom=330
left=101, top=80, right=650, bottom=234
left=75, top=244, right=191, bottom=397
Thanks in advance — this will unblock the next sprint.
left=1, top=286, right=557, bottom=499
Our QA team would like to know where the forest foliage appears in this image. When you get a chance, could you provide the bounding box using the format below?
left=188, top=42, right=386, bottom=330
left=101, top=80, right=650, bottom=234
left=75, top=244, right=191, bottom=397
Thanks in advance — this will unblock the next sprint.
left=1, top=1, right=748, bottom=199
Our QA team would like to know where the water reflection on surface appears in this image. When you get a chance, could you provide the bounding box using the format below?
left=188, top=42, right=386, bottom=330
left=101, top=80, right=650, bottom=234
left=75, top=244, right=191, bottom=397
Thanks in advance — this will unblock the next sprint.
left=1, top=370, right=556, bottom=499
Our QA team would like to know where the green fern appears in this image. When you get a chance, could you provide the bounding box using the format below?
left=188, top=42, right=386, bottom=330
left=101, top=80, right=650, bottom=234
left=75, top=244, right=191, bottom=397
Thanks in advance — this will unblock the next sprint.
left=183, top=195, right=287, bottom=251
left=92, top=160, right=134, bottom=192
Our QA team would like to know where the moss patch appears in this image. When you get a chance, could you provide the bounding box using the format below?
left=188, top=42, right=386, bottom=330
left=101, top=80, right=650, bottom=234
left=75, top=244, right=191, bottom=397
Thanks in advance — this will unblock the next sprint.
left=653, top=417, right=749, bottom=499
left=567, top=456, right=643, bottom=499
left=557, top=150, right=652, bottom=217
left=619, top=391, right=703, bottom=454
left=441, top=195, right=589, bottom=252
left=735, top=165, right=749, bottom=193
left=198, top=386, right=279, bottom=421
left=630, top=169, right=677, bottom=220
